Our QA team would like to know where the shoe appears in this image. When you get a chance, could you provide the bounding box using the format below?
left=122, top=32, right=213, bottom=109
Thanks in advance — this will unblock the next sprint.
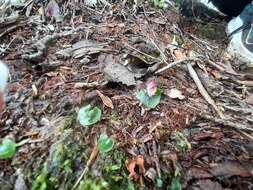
left=227, top=2, right=253, bottom=67
left=180, top=0, right=226, bottom=21
left=0, top=61, right=9, bottom=115
left=0, top=61, right=8, bottom=93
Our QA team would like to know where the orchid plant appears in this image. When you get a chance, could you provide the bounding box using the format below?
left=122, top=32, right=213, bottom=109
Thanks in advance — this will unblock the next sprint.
left=136, top=80, right=161, bottom=109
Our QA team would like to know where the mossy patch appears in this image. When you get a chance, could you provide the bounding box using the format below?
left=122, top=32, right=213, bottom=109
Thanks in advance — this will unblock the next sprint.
left=32, top=114, right=135, bottom=190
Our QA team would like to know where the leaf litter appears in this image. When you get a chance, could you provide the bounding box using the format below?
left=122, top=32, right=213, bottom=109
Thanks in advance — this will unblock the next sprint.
left=0, top=1, right=253, bottom=190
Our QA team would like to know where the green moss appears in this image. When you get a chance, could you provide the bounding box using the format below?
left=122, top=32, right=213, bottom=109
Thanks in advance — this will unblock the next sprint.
left=32, top=114, right=135, bottom=190
left=77, top=149, right=135, bottom=190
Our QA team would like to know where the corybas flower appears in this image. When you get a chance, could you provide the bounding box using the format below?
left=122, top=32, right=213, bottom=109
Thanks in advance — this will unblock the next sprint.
left=146, top=80, right=158, bottom=97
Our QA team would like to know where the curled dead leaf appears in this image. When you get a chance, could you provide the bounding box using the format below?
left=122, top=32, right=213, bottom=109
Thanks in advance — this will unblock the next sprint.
left=96, top=90, right=114, bottom=109
left=125, top=155, right=145, bottom=181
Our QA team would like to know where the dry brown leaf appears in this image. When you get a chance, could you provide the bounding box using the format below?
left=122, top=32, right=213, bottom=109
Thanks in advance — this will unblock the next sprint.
left=96, top=90, right=114, bottom=109
left=125, top=155, right=145, bottom=180
left=168, top=88, right=185, bottom=100
left=174, top=49, right=187, bottom=61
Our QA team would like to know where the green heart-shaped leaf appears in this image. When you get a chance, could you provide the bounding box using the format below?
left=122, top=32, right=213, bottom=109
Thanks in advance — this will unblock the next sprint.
left=136, top=89, right=161, bottom=109
left=0, top=139, right=17, bottom=159
left=78, top=105, right=102, bottom=126
left=98, top=133, right=114, bottom=153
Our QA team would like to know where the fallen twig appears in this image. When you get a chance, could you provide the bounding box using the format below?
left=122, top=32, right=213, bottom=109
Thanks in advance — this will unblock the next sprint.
left=152, top=140, right=161, bottom=178
left=187, top=63, right=225, bottom=119
left=71, top=146, right=99, bottom=190
left=155, top=57, right=199, bottom=74
left=74, top=81, right=108, bottom=88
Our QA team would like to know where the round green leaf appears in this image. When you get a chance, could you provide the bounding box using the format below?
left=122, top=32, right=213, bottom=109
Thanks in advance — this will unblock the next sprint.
left=136, top=89, right=161, bottom=109
left=0, top=139, right=17, bottom=159
left=98, top=134, right=114, bottom=153
left=78, top=105, right=102, bottom=126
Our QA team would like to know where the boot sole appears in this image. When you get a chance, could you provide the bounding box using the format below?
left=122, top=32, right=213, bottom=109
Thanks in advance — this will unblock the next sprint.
left=226, top=17, right=253, bottom=66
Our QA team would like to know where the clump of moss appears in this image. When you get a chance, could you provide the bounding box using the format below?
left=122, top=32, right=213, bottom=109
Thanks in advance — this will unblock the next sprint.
left=32, top=114, right=135, bottom=190
left=32, top=114, right=90, bottom=190
left=78, top=149, right=135, bottom=190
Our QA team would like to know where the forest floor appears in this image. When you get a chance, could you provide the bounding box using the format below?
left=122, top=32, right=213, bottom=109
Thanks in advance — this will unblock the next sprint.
left=0, top=1, right=253, bottom=190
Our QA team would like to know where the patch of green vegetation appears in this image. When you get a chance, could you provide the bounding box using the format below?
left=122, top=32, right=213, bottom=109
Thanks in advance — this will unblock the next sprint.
left=32, top=128, right=88, bottom=190
left=171, top=131, right=191, bottom=152
left=108, top=112, right=119, bottom=125
left=32, top=113, right=135, bottom=190
left=32, top=114, right=90, bottom=190
left=148, top=0, right=168, bottom=10
left=78, top=149, right=135, bottom=190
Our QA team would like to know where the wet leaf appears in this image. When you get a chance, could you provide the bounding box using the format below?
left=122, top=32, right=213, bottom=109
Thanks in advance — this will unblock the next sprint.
left=98, top=133, right=114, bottom=153
left=136, top=89, right=161, bottom=109
left=78, top=105, right=101, bottom=126
left=96, top=90, right=114, bottom=109
left=0, top=139, right=16, bottom=159
left=100, top=54, right=137, bottom=86
left=167, top=178, right=181, bottom=190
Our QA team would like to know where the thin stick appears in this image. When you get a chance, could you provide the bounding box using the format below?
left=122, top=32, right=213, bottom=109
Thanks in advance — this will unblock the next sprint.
left=71, top=146, right=99, bottom=190
left=74, top=81, right=108, bottom=88
left=187, top=63, right=225, bottom=119
left=155, top=57, right=198, bottom=74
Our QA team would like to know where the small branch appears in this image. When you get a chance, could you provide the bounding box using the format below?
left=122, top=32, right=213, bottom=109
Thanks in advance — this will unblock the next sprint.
left=155, top=57, right=199, bottom=74
left=152, top=140, right=161, bottom=178
left=74, top=81, right=108, bottom=88
left=71, top=146, right=99, bottom=190
left=187, top=63, right=225, bottom=119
